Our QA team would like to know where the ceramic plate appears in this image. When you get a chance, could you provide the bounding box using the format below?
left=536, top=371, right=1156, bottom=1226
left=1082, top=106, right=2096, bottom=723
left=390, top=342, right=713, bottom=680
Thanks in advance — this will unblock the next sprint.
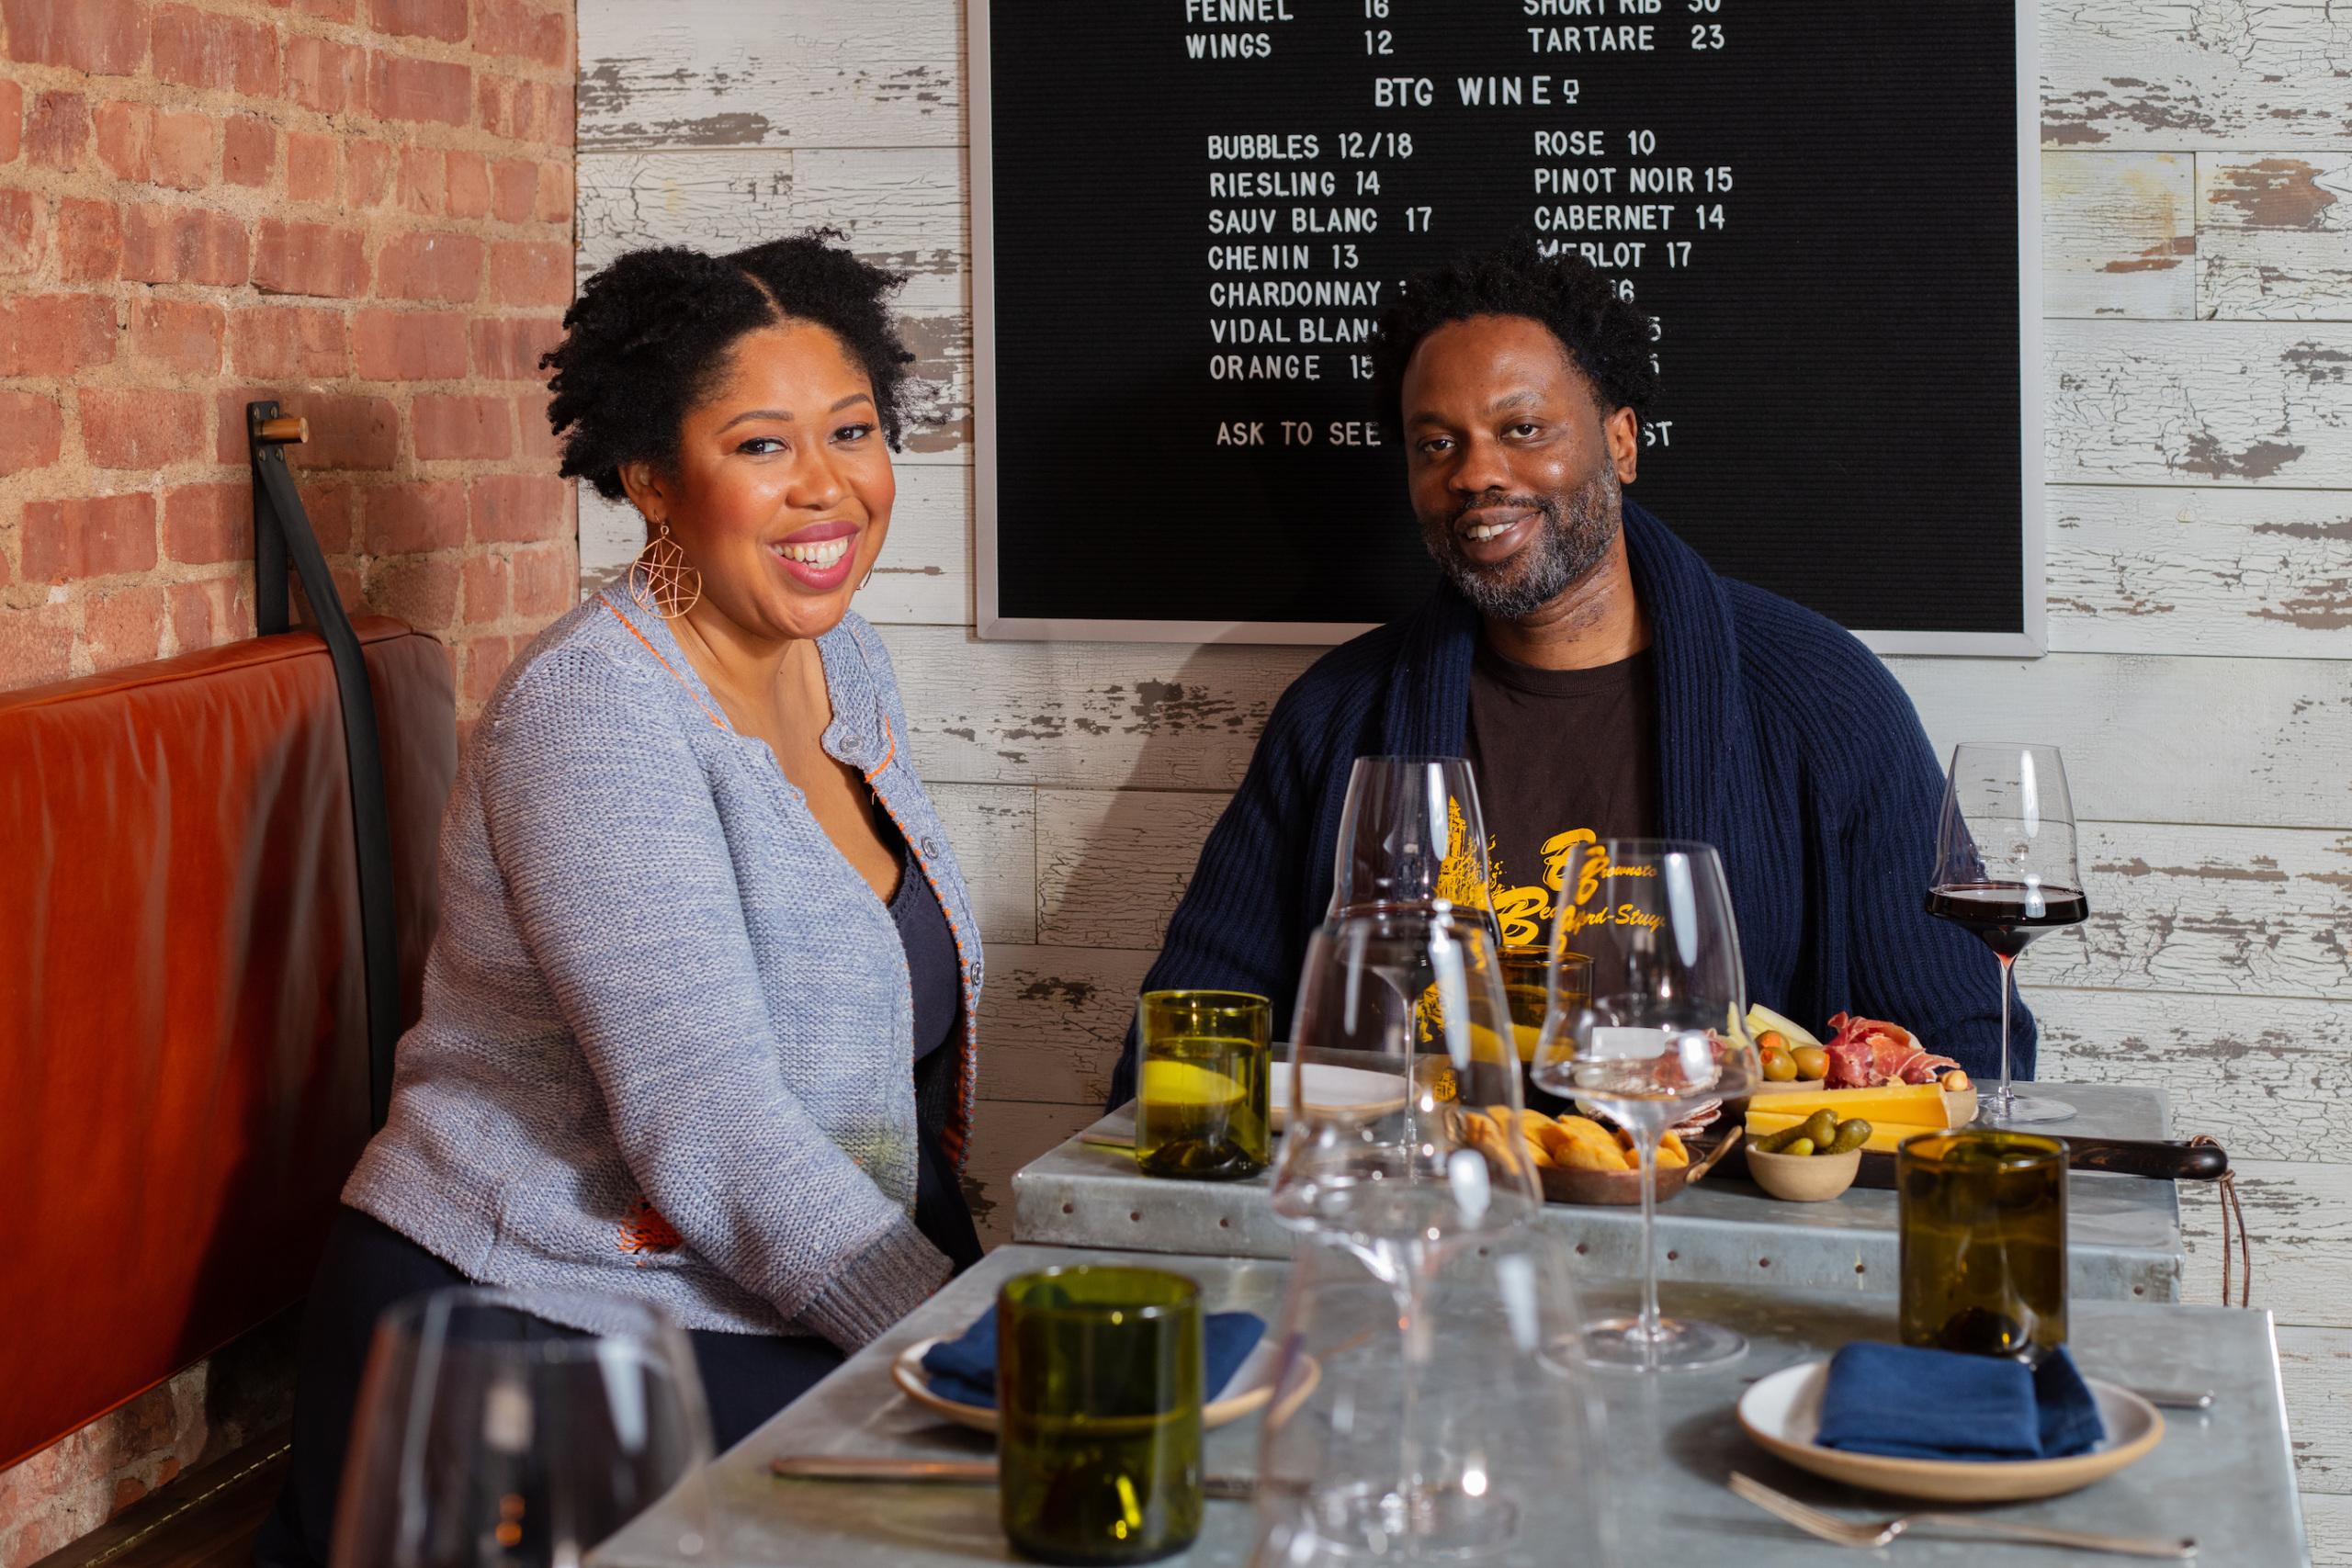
left=1736, top=1359, right=2165, bottom=1502
left=1268, top=1063, right=1409, bottom=1130
left=890, top=1335, right=1296, bottom=1436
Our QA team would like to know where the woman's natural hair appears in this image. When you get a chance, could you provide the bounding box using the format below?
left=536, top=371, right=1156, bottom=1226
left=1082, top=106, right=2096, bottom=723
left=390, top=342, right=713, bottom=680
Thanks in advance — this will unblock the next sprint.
left=541, top=229, right=916, bottom=501
left=1368, top=233, right=1657, bottom=437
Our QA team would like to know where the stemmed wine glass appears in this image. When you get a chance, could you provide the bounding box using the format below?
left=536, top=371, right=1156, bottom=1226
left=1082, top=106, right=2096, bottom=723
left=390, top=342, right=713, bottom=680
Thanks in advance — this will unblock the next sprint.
left=1264, top=907, right=1553, bottom=1561
left=1272, top=904, right=1540, bottom=1251
left=333, top=1288, right=714, bottom=1568
left=1928, top=743, right=2090, bottom=1125
left=1532, top=840, right=1759, bottom=1372
left=1250, top=1218, right=1611, bottom=1565
left=1327, top=757, right=1497, bottom=935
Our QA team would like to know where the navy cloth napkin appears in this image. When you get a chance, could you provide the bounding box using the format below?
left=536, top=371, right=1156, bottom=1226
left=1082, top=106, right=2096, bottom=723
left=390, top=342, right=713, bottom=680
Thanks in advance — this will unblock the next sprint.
left=920, top=1307, right=1266, bottom=1411
left=1815, top=1343, right=2106, bottom=1461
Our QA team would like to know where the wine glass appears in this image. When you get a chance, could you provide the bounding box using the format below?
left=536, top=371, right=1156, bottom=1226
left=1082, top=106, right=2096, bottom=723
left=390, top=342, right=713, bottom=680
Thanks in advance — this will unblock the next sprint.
left=1250, top=1223, right=1613, bottom=1565
left=1327, top=757, right=1497, bottom=935
left=1532, top=840, right=1759, bottom=1372
left=1928, top=743, right=2089, bottom=1125
left=1270, top=905, right=1541, bottom=1257
left=332, top=1288, right=714, bottom=1568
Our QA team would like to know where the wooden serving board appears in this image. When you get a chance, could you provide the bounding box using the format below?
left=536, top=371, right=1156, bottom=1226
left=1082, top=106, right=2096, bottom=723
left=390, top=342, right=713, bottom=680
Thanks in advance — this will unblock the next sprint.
left=1713, top=1125, right=2230, bottom=1190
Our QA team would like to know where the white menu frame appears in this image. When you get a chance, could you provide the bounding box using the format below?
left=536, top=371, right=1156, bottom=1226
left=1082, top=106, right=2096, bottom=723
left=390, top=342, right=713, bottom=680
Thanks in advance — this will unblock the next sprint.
left=968, top=3, right=2045, bottom=656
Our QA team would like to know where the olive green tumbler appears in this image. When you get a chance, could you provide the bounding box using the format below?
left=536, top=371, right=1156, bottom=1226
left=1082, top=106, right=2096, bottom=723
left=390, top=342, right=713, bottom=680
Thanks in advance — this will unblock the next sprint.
left=999, top=1266, right=1204, bottom=1565
left=1898, top=1129, right=2068, bottom=1362
left=1134, top=990, right=1271, bottom=1181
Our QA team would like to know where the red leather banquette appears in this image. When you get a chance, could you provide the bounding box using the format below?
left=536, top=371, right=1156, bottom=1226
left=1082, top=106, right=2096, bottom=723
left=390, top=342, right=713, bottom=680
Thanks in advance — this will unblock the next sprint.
left=0, top=618, right=454, bottom=1470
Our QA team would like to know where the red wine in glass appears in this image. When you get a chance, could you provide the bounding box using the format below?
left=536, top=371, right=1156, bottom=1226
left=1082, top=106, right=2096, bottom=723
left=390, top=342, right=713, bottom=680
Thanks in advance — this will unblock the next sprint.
left=1925, top=882, right=2090, bottom=959
left=1930, top=745, right=2087, bottom=1125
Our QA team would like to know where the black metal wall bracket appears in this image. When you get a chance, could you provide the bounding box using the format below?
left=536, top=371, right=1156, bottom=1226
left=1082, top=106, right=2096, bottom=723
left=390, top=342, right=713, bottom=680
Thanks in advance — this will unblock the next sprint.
left=249, top=400, right=401, bottom=1132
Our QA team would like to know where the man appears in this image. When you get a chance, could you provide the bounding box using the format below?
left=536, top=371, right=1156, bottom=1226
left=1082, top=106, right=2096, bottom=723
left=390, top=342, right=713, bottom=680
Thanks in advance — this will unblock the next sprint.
left=1108, top=237, right=2022, bottom=1106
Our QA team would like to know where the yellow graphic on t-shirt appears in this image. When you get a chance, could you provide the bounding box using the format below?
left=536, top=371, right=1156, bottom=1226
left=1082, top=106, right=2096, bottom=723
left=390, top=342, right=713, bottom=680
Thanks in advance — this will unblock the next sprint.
left=1491, top=828, right=1600, bottom=947
left=1412, top=796, right=1498, bottom=1049
left=1433, top=796, right=1490, bottom=910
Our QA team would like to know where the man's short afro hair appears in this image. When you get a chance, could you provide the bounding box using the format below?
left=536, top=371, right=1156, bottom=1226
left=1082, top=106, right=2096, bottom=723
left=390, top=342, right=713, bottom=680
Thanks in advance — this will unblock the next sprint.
left=541, top=229, right=917, bottom=502
left=1369, top=234, right=1657, bottom=437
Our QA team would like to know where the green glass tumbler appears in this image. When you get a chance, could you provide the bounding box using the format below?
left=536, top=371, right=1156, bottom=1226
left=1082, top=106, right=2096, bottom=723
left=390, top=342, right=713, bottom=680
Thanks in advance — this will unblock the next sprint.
left=1134, top=990, right=1270, bottom=1181
left=999, top=1266, right=1204, bottom=1565
left=1898, top=1129, right=2068, bottom=1363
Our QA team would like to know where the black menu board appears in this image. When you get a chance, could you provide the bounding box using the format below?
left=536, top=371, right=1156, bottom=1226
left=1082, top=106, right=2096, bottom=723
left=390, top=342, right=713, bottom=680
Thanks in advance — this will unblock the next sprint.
left=970, top=3, right=2040, bottom=652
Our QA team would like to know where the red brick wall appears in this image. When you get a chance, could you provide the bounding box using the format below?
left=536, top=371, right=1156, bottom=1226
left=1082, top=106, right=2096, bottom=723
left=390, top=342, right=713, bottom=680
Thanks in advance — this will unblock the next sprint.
left=0, top=0, right=576, bottom=720
left=0, top=2, right=572, bottom=1560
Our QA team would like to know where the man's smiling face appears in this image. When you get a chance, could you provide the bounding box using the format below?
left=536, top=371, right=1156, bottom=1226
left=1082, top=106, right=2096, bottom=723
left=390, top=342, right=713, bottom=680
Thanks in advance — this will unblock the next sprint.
left=1400, top=313, right=1640, bottom=621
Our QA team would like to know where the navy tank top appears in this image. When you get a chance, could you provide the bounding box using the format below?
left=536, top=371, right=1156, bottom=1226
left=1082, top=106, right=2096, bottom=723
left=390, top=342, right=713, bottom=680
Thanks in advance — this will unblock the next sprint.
left=883, top=822, right=983, bottom=1270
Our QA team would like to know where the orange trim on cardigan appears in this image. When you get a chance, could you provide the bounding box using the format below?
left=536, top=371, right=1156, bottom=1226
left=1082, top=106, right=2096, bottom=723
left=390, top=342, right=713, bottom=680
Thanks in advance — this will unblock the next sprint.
left=617, top=1194, right=684, bottom=1263
left=602, top=601, right=728, bottom=730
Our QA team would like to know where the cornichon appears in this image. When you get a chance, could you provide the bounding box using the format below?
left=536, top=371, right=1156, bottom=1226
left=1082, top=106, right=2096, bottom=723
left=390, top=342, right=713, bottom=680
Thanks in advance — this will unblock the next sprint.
left=1826, top=1117, right=1873, bottom=1154
left=1753, top=1122, right=1804, bottom=1154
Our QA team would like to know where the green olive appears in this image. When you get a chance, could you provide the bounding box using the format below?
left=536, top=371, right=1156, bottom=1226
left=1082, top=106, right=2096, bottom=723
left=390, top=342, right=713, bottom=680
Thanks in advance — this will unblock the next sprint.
left=1800, top=1109, right=1838, bottom=1147
left=1825, top=1118, right=1873, bottom=1155
left=1761, top=1046, right=1797, bottom=1082
left=1792, top=1045, right=1829, bottom=1080
left=1784, top=1136, right=1817, bottom=1157
left=1753, top=1123, right=1804, bottom=1154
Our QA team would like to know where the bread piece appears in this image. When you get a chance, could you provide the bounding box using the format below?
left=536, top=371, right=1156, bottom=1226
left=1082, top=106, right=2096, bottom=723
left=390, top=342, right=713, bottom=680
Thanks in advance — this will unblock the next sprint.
left=1606, top=1125, right=1691, bottom=1168
left=1554, top=1136, right=1630, bottom=1172
left=1553, top=1115, right=1622, bottom=1154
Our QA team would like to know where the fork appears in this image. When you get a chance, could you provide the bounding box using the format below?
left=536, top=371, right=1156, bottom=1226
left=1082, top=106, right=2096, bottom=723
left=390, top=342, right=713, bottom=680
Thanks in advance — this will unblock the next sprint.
left=1728, top=1472, right=2197, bottom=1559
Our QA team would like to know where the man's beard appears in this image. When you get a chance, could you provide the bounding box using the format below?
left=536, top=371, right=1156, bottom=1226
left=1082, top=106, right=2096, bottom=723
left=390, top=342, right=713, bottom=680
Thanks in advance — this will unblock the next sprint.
left=1420, top=467, right=1623, bottom=621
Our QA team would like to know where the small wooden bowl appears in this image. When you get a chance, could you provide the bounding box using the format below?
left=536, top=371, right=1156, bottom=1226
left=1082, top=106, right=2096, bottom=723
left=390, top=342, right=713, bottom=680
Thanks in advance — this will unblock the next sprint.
left=1746, top=1145, right=1861, bottom=1201
left=1532, top=1128, right=1740, bottom=1206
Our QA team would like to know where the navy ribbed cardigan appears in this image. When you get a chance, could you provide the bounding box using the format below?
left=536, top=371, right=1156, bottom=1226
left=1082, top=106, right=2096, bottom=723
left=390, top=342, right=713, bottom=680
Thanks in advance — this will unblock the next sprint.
left=1107, top=502, right=2033, bottom=1108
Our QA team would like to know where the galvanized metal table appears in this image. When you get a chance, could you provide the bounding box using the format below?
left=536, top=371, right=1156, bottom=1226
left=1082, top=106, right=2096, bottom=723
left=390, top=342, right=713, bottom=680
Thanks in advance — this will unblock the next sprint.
left=1012, top=1084, right=2186, bottom=1302
left=592, top=1245, right=2305, bottom=1568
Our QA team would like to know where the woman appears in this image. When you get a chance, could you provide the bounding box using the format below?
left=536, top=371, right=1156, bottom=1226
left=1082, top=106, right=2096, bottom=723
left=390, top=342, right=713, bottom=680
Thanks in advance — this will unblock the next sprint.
left=254, top=232, right=983, bottom=1568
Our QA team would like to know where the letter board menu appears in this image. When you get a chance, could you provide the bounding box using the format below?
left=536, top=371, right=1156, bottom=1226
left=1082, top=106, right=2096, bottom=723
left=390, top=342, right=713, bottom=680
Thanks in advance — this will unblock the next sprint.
left=971, top=2, right=2039, bottom=652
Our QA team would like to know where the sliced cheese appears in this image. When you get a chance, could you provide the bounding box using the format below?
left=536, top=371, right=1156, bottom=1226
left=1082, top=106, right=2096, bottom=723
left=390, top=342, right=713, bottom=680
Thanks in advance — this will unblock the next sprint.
left=1745, top=1110, right=1919, bottom=1156
left=1749, top=1083, right=1963, bottom=1127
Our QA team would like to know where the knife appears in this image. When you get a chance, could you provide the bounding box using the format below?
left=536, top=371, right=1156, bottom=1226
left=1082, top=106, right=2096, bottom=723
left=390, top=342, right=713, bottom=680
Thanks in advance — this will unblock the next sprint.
left=770, top=1455, right=1258, bottom=1500
left=2055, top=1137, right=2227, bottom=1181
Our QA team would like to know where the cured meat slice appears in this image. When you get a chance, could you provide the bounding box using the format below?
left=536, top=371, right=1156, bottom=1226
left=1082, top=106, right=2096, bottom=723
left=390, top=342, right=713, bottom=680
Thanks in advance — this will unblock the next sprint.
left=1822, top=1012, right=1961, bottom=1088
left=1823, top=1038, right=1878, bottom=1089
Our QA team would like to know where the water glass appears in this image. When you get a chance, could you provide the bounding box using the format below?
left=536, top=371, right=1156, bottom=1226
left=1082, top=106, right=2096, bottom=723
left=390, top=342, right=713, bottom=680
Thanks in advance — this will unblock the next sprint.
left=1135, top=990, right=1270, bottom=1181
left=1899, top=1129, right=2068, bottom=1362
left=332, top=1289, right=713, bottom=1568
left=999, top=1266, right=1204, bottom=1565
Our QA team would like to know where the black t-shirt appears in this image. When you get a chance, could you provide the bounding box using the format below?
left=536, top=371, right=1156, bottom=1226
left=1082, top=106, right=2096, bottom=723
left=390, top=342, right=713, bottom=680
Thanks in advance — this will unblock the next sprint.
left=1463, top=637, right=1661, bottom=950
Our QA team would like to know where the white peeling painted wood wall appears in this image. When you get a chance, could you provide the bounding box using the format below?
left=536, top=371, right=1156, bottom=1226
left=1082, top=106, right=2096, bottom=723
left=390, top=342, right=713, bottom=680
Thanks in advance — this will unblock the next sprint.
left=572, top=4, right=2352, bottom=1553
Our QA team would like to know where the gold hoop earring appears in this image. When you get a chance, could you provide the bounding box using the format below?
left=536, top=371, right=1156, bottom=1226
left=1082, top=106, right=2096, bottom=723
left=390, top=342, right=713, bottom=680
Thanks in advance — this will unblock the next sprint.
left=629, top=521, right=702, bottom=620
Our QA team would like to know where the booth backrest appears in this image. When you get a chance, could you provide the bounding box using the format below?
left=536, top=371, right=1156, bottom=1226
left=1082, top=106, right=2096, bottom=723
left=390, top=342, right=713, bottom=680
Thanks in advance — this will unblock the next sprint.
left=0, top=618, right=455, bottom=1470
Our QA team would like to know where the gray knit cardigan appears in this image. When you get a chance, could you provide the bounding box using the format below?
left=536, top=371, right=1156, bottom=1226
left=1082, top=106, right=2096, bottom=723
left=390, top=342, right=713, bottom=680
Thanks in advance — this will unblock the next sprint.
left=345, top=587, right=982, bottom=1349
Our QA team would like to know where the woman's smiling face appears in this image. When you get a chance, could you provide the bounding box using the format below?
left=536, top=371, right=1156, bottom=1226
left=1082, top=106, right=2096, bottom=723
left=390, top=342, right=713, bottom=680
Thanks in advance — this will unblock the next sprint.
left=622, top=320, right=896, bottom=645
